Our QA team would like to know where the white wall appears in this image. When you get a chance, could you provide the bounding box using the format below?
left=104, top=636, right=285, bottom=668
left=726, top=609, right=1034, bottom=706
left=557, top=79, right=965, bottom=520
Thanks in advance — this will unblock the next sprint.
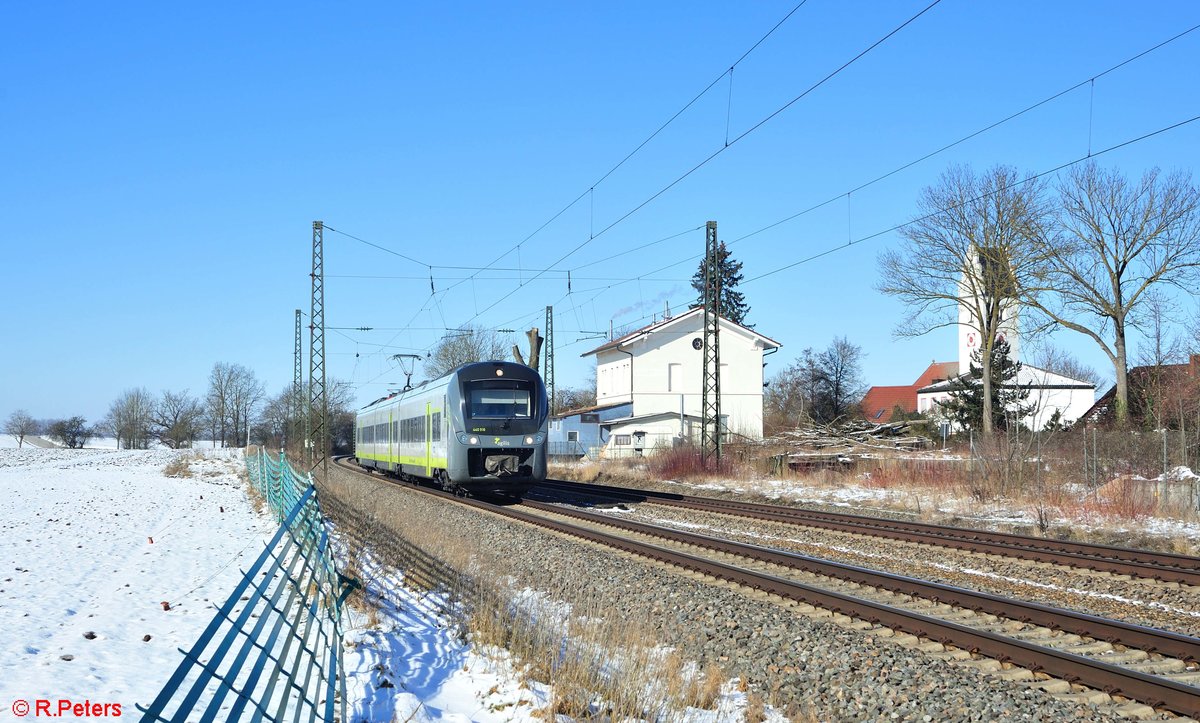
left=593, top=312, right=772, bottom=439
left=917, top=365, right=1094, bottom=431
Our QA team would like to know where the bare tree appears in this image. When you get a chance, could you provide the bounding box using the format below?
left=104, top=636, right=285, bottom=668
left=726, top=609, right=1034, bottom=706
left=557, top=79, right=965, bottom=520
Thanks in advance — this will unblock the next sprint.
left=1028, top=343, right=1102, bottom=387
left=1026, top=163, right=1200, bottom=425
left=512, top=327, right=543, bottom=371
left=47, top=416, right=91, bottom=449
left=260, top=377, right=357, bottom=453
left=152, top=389, right=204, bottom=449
left=424, top=326, right=510, bottom=378
left=879, top=165, right=1053, bottom=437
left=811, top=337, right=868, bottom=424
left=228, top=365, right=265, bottom=447
left=104, top=388, right=156, bottom=449
left=206, top=362, right=235, bottom=446
left=764, top=348, right=819, bottom=431
left=3, top=409, right=39, bottom=448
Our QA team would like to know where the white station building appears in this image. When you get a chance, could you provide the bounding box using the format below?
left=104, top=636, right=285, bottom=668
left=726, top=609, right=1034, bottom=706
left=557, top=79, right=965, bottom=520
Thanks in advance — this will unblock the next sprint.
left=575, top=307, right=781, bottom=457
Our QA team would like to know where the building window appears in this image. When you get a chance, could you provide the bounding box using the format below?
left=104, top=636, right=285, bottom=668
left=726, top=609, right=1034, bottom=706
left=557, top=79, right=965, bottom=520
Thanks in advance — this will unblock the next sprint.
left=615, top=434, right=631, bottom=446
left=580, top=413, right=599, bottom=424
left=668, top=363, right=682, bottom=392
left=567, top=431, right=579, bottom=443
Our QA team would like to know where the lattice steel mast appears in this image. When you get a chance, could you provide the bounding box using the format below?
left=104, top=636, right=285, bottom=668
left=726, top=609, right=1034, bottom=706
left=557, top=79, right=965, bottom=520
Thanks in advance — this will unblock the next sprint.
left=308, top=221, right=328, bottom=477
left=293, top=308, right=302, bottom=452
left=701, top=221, right=722, bottom=468
left=544, top=305, right=555, bottom=416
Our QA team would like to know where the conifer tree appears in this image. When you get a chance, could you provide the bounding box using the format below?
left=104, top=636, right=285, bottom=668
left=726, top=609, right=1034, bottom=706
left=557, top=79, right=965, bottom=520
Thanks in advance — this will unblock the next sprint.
left=937, top=338, right=1033, bottom=432
left=690, top=240, right=751, bottom=325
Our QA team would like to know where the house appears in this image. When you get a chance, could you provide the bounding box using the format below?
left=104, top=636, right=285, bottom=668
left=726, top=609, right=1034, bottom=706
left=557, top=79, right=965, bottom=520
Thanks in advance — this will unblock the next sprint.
left=863, top=244, right=1094, bottom=428
left=916, top=364, right=1095, bottom=430
left=1081, top=354, right=1200, bottom=426
left=861, top=361, right=959, bottom=423
left=547, top=401, right=631, bottom=460
left=553, top=307, right=780, bottom=458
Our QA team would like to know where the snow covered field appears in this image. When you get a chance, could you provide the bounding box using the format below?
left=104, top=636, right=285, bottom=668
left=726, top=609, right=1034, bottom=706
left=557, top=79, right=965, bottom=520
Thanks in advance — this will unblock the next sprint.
left=0, top=447, right=272, bottom=714
left=0, top=446, right=773, bottom=721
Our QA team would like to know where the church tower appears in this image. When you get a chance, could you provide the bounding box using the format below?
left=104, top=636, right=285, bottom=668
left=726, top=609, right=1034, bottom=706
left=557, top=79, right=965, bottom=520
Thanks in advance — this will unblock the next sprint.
left=956, top=245, right=1020, bottom=371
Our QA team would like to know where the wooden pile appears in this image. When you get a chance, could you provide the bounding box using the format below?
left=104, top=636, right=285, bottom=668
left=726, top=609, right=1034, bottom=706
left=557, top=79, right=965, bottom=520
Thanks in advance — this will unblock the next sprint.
left=768, top=420, right=932, bottom=453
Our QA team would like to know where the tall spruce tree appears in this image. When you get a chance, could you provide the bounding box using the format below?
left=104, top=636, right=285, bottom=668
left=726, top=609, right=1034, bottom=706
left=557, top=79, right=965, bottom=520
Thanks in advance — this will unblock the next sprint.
left=691, top=240, right=751, bottom=325
left=937, top=338, right=1033, bottom=432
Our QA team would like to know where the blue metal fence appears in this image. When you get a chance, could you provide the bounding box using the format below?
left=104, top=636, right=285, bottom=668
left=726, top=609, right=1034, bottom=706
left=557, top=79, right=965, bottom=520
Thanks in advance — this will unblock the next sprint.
left=138, top=451, right=357, bottom=723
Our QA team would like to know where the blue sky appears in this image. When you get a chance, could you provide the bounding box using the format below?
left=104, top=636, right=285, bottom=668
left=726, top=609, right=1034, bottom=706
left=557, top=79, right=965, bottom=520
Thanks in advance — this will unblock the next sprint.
left=3, top=2, right=1199, bottom=422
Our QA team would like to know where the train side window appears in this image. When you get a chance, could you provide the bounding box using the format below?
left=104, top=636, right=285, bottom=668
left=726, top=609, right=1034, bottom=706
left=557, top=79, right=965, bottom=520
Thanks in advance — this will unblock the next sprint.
left=431, top=413, right=441, bottom=442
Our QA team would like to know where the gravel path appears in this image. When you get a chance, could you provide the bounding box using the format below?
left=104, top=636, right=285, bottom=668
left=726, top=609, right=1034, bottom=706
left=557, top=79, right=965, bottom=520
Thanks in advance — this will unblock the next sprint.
left=321, top=467, right=1143, bottom=721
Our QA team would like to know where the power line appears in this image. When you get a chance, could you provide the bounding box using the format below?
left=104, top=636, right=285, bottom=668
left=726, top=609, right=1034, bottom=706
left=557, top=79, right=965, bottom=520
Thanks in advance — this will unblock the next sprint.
left=468, top=0, right=944, bottom=321
left=321, top=3, right=811, bottom=306
left=742, top=114, right=1200, bottom=282
left=325, top=13, right=1197, bottom=378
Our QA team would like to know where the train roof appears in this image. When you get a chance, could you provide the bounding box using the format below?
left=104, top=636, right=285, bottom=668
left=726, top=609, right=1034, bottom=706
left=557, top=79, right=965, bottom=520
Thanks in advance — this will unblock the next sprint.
left=359, top=360, right=538, bottom=410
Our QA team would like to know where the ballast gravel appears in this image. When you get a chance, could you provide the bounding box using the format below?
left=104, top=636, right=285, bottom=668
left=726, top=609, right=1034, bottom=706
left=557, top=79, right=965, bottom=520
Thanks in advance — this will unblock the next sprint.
left=562, top=498, right=1200, bottom=637
left=322, top=468, right=1131, bottom=721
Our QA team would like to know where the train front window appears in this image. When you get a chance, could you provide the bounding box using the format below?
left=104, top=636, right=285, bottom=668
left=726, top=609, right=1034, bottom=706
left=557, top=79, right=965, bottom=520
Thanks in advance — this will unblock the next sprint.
left=467, top=386, right=531, bottom=418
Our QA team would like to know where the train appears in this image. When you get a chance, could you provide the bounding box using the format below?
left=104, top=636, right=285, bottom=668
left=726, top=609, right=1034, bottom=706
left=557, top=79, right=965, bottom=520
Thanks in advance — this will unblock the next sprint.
left=354, top=360, right=549, bottom=497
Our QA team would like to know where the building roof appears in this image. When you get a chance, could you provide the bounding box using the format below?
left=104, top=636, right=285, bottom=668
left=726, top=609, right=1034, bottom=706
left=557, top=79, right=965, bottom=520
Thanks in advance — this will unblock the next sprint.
left=860, top=361, right=960, bottom=423
left=917, top=364, right=1095, bottom=394
left=860, top=386, right=917, bottom=422
left=1081, top=355, right=1200, bottom=424
left=913, top=361, right=960, bottom=388
left=582, top=306, right=781, bottom=357
left=600, top=411, right=704, bottom=427
left=551, top=401, right=631, bottom=420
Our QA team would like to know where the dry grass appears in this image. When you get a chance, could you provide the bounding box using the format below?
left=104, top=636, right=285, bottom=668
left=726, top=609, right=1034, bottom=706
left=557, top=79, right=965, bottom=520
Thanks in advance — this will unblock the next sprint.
left=342, top=503, right=748, bottom=722
left=163, top=452, right=202, bottom=478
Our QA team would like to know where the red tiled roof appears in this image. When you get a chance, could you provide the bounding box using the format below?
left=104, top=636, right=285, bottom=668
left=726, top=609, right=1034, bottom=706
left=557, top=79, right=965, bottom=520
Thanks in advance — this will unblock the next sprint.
left=860, top=386, right=916, bottom=422
left=1082, top=355, right=1200, bottom=424
left=913, top=361, right=959, bottom=388
left=859, top=361, right=959, bottom=422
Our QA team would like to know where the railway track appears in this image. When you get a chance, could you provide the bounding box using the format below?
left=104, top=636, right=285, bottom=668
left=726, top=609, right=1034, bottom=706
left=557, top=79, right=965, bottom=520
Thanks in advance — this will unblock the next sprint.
left=533, top=478, right=1200, bottom=587
left=331, top=459, right=1200, bottom=718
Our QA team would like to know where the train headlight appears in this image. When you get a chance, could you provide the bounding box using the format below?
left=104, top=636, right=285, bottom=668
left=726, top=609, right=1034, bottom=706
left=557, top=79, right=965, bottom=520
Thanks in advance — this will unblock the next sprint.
left=468, top=435, right=479, bottom=445
left=524, top=436, right=534, bottom=445
left=458, top=433, right=480, bottom=445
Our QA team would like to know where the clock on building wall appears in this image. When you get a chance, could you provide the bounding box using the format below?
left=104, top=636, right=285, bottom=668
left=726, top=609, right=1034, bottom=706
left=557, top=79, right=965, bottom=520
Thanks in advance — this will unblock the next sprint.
left=692, top=337, right=703, bottom=350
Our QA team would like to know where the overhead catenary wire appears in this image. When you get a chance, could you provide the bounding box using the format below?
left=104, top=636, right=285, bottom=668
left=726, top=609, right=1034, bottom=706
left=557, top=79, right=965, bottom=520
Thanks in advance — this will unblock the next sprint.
left=553, top=112, right=1200, bottom=340
left=466, top=0, right=944, bottom=322
left=326, top=3, right=940, bottom=356
left=326, top=1, right=811, bottom=311
left=329, top=18, right=1198, bottom=378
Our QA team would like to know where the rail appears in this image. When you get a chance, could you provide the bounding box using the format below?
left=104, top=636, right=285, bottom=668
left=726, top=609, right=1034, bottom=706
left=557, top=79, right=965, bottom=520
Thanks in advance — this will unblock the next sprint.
left=534, top=478, right=1200, bottom=585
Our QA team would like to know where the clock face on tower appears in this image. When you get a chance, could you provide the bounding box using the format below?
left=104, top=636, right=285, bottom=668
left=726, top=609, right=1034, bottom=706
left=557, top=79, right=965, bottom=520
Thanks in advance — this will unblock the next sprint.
left=692, top=337, right=703, bottom=350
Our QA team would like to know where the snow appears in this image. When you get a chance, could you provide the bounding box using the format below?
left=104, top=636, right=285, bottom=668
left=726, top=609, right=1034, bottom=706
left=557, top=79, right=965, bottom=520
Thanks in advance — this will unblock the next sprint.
left=657, top=465, right=1200, bottom=544
left=2, top=446, right=780, bottom=722
left=0, top=446, right=270, bottom=712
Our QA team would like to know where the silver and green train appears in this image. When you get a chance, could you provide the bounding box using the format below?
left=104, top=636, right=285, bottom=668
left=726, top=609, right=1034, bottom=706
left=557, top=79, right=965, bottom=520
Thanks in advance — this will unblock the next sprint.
left=354, top=360, right=548, bottom=497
